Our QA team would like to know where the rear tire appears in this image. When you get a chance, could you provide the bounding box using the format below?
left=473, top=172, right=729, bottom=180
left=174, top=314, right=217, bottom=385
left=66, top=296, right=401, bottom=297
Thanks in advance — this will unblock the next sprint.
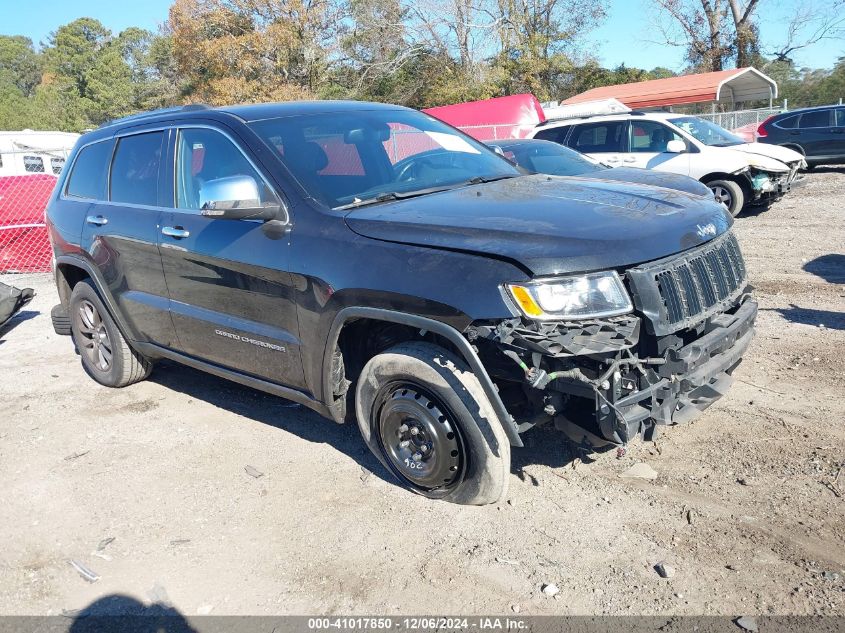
left=69, top=280, right=151, bottom=387
left=355, top=342, right=510, bottom=505
left=706, top=179, right=744, bottom=216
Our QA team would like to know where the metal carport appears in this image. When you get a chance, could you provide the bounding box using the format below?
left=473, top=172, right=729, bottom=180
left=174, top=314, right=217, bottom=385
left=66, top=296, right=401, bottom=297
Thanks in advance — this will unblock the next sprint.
left=562, top=67, right=778, bottom=110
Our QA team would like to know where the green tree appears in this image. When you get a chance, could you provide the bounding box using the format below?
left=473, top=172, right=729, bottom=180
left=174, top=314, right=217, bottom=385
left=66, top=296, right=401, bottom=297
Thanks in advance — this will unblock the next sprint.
left=0, top=36, right=42, bottom=96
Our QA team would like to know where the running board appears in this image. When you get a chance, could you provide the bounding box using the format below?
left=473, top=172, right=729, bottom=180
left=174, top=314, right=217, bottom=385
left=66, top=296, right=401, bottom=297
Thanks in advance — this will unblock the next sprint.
left=133, top=342, right=330, bottom=418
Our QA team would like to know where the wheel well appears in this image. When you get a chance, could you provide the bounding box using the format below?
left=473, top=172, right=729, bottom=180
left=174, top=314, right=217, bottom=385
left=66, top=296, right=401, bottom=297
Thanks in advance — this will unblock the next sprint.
left=55, top=263, right=91, bottom=306
left=330, top=318, right=460, bottom=420
left=781, top=143, right=805, bottom=156
left=700, top=172, right=752, bottom=200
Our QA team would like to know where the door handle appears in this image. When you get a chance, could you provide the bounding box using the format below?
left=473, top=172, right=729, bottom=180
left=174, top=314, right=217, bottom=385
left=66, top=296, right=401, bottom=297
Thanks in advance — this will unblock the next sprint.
left=605, top=157, right=621, bottom=163
left=85, top=215, right=108, bottom=226
left=789, top=130, right=800, bottom=135
left=623, top=157, right=637, bottom=163
left=162, top=226, right=190, bottom=239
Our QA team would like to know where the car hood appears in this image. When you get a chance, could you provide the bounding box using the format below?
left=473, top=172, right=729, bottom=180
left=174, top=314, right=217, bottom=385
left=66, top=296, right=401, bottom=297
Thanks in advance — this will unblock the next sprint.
left=344, top=174, right=733, bottom=276
left=590, top=167, right=711, bottom=197
left=733, top=142, right=805, bottom=166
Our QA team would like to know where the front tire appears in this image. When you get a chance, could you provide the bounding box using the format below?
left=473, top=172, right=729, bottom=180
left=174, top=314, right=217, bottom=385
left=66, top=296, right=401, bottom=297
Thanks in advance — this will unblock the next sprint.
left=69, top=279, right=151, bottom=387
left=355, top=342, right=510, bottom=505
left=706, top=179, right=745, bottom=216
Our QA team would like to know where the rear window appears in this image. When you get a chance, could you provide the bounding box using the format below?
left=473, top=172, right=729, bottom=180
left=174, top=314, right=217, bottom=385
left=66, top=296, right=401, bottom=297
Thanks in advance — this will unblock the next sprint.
left=110, top=132, right=164, bottom=206
left=533, top=126, right=570, bottom=144
left=66, top=141, right=113, bottom=200
left=775, top=114, right=799, bottom=129
left=798, top=110, right=831, bottom=128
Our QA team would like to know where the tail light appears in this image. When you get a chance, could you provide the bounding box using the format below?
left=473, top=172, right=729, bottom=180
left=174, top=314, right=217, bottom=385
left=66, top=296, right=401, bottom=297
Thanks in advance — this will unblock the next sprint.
left=756, top=116, right=774, bottom=139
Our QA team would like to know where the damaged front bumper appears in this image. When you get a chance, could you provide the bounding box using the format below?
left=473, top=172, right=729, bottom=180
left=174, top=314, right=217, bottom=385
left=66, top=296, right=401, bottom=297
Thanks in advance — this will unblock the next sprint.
left=469, top=231, right=757, bottom=448
left=600, top=298, right=756, bottom=443
left=472, top=297, right=756, bottom=448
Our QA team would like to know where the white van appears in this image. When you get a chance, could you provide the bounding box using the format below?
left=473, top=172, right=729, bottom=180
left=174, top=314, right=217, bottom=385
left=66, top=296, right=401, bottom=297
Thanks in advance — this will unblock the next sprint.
left=529, top=106, right=805, bottom=215
left=0, top=130, right=81, bottom=177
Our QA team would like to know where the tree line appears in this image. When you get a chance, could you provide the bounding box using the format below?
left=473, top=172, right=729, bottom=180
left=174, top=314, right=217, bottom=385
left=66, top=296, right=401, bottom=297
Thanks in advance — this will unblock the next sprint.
left=0, top=0, right=843, bottom=132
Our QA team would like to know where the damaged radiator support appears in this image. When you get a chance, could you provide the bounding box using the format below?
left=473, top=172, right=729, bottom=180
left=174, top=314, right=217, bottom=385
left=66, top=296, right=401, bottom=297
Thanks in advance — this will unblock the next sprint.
left=469, top=315, right=647, bottom=443
left=467, top=296, right=757, bottom=447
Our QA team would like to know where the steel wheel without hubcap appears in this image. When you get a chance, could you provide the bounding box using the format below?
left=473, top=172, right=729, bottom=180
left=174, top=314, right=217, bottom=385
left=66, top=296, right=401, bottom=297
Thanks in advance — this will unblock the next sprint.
left=74, top=299, right=113, bottom=372
left=711, top=185, right=733, bottom=209
left=376, top=384, right=465, bottom=491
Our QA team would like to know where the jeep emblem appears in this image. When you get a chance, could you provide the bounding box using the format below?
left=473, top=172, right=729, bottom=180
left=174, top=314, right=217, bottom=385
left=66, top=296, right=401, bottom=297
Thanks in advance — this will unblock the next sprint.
left=696, top=223, right=717, bottom=238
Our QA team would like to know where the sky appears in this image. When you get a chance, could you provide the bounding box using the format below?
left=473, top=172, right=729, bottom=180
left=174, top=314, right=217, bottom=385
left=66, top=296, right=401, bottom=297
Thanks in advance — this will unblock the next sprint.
left=0, top=0, right=841, bottom=72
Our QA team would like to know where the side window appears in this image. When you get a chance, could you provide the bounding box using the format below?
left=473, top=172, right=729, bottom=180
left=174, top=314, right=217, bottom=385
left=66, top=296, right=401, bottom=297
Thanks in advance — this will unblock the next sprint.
left=24, top=155, right=45, bottom=173
left=798, top=110, right=831, bottom=128
left=110, top=132, right=164, bottom=206
left=66, top=141, right=114, bottom=200
left=570, top=122, right=625, bottom=153
left=533, top=126, right=570, bottom=144
left=629, top=120, right=685, bottom=152
left=835, top=109, right=845, bottom=127
left=176, top=128, right=279, bottom=211
left=775, top=114, right=799, bottom=129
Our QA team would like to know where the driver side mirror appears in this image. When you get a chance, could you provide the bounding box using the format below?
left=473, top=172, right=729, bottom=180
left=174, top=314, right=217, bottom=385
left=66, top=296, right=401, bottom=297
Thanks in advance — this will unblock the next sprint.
left=665, top=139, right=687, bottom=154
left=199, top=175, right=284, bottom=221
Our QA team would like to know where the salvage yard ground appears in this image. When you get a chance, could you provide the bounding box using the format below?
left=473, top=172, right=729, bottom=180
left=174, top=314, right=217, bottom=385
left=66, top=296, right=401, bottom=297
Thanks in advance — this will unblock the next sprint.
left=1, top=169, right=843, bottom=616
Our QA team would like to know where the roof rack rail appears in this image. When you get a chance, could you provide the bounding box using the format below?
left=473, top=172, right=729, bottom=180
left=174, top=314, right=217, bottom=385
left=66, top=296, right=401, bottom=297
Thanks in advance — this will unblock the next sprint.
left=100, top=104, right=213, bottom=129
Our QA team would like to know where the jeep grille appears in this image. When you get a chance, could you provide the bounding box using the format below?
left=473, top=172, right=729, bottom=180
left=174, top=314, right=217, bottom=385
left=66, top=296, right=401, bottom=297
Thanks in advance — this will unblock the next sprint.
left=627, top=232, right=748, bottom=336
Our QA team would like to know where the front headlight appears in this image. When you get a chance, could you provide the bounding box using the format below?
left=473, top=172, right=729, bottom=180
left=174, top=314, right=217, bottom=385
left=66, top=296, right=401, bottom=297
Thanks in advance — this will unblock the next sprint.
left=507, top=271, right=633, bottom=320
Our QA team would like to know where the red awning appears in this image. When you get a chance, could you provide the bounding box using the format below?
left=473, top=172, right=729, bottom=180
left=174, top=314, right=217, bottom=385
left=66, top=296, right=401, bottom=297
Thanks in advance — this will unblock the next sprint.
left=562, top=68, right=777, bottom=109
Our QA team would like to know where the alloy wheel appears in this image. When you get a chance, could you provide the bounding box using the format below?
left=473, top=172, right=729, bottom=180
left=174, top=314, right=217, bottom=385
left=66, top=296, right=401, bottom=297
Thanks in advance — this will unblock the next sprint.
left=75, top=299, right=113, bottom=372
left=711, top=185, right=733, bottom=210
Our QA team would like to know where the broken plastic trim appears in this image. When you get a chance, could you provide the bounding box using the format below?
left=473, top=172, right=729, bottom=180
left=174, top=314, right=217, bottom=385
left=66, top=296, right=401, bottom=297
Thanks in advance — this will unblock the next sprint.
left=469, top=314, right=640, bottom=358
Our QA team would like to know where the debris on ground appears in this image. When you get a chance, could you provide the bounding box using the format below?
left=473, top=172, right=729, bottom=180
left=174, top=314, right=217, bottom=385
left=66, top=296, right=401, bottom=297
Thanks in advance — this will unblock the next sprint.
left=147, top=583, right=172, bottom=607
left=735, top=616, right=758, bottom=632
left=68, top=560, right=100, bottom=583
left=654, top=562, right=676, bottom=579
left=541, top=583, right=559, bottom=596
left=63, top=450, right=89, bottom=461
left=96, top=537, right=115, bottom=551
left=244, top=465, right=263, bottom=478
left=619, top=463, right=658, bottom=480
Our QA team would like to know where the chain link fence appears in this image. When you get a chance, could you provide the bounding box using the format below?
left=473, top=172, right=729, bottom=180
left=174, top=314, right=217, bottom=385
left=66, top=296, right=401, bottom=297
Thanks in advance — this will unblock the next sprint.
left=0, top=149, right=68, bottom=281
left=690, top=107, right=784, bottom=141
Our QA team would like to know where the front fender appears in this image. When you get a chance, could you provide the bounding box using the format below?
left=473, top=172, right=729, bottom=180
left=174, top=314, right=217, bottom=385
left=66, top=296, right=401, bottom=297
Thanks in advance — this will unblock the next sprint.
left=321, top=306, right=524, bottom=447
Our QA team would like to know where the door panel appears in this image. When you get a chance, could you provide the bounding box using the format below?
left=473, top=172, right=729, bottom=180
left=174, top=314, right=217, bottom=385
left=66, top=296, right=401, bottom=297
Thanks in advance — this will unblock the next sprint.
left=625, top=120, right=691, bottom=175
left=80, top=131, right=176, bottom=346
left=160, top=126, right=305, bottom=390
left=796, top=109, right=833, bottom=158
left=569, top=121, right=626, bottom=166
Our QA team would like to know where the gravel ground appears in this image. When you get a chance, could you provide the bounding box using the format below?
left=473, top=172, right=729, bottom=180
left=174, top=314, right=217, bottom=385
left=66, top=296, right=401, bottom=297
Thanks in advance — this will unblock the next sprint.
left=0, top=169, right=843, bottom=617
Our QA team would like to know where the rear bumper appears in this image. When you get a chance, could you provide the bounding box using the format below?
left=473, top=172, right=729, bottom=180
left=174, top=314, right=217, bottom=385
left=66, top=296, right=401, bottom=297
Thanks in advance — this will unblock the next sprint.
left=612, top=298, right=757, bottom=440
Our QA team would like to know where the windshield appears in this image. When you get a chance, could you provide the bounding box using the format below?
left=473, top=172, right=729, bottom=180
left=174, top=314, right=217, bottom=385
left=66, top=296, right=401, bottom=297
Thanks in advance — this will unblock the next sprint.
left=249, top=109, right=521, bottom=209
left=497, top=141, right=604, bottom=176
left=669, top=116, right=745, bottom=147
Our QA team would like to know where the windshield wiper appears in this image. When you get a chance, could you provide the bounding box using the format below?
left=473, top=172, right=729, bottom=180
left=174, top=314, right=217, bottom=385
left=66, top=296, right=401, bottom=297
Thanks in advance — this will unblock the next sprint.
left=462, top=174, right=519, bottom=185
left=335, top=185, right=454, bottom=211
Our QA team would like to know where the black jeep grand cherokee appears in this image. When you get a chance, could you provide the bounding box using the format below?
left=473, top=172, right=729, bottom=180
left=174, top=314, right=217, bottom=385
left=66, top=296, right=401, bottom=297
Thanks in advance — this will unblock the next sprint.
left=47, top=101, right=756, bottom=505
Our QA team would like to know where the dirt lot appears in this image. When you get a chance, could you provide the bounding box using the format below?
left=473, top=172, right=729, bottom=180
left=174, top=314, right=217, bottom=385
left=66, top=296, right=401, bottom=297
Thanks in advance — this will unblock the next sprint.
left=1, top=169, right=843, bottom=618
